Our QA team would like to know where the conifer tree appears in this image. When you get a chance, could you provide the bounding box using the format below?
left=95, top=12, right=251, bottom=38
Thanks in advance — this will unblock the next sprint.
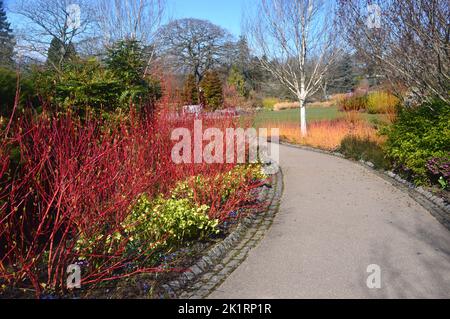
left=200, top=70, right=223, bottom=110
left=227, top=65, right=247, bottom=97
left=47, top=37, right=77, bottom=70
left=182, top=74, right=198, bottom=105
left=0, top=0, right=14, bottom=68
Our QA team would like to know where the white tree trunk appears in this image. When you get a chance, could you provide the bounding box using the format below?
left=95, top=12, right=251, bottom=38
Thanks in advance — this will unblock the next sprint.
left=299, top=99, right=307, bottom=137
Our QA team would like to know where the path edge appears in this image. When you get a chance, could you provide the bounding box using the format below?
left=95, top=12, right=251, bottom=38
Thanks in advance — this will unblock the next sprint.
left=278, top=141, right=450, bottom=231
left=160, top=166, right=284, bottom=299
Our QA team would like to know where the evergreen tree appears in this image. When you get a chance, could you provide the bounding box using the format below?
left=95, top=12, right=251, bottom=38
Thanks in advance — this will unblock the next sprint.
left=200, top=70, right=223, bottom=110
left=235, top=36, right=250, bottom=72
left=182, top=74, right=198, bottom=105
left=330, top=53, right=356, bottom=93
left=0, top=0, right=14, bottom=68
left=227, top=65, right=247, bottom=97
left=47, top=37, right=76, bottom=70
left=105, top=39, right=161, bottom=108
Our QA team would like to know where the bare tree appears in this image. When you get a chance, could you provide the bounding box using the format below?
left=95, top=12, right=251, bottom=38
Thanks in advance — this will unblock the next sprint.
left=156, top=18, right=234, bottom=83
left=12, top=0, right=96, bottom=70
left=246, top=0, right=339, bottom=136
left=337, top=0, right=449, bottom=105
left=96, top=0, right=166, bottom=74
left=96, top=0, right=165, bottom=45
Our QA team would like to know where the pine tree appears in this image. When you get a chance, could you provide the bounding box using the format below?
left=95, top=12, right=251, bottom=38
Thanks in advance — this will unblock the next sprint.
left=330, top=53, right=356, bottom=93
left=0, top=0, right=14, bottom=68
left=182, top=74, right=198, bottom=105
left=47, top=37, right=77, bottom=70
left=200, top=70, right=223, bottom=110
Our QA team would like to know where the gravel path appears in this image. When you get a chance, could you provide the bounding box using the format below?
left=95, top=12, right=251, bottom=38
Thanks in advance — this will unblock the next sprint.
left=209, top=144, right=450, bottom=299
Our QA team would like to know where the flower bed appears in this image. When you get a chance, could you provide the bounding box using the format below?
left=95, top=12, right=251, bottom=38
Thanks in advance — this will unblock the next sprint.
left=0, top=110, right=266, bottom=298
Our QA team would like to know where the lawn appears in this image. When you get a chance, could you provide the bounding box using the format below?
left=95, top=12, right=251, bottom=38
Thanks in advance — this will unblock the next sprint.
left=253, top=107, right=385, bottom=127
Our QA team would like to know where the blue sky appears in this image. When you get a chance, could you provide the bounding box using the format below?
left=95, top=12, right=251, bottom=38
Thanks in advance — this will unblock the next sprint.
left=5, top=0, right=251, bottom=37
left=167, top=0, right=250, bottom=36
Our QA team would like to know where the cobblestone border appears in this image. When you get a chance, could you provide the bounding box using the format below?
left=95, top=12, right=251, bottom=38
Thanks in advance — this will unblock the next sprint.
left=279, top=141, right=450, bottom=231
left=159, top=167, right=284, bottom=299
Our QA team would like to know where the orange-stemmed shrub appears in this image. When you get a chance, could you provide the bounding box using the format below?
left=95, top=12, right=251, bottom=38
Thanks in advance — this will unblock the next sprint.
left=259, top=114, right=384, bottom=151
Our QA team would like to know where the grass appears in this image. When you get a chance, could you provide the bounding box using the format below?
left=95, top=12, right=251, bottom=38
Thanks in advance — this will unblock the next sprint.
left=253, top=106, right=386, bottom=127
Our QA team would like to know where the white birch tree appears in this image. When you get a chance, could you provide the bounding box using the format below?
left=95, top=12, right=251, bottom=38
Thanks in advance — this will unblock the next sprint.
left=246, top=0, right=339, bottom=136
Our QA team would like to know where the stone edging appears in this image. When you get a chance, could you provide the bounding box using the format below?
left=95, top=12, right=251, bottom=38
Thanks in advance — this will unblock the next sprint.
left=160, top=167, right=284, bottom=299
left=279, top=141, right=450, bottom=231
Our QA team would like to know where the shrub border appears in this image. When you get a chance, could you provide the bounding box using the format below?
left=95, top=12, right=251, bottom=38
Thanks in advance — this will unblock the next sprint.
left=159, top=166, right=284, bottom=299
left=278, top=141, right=450, bottom=231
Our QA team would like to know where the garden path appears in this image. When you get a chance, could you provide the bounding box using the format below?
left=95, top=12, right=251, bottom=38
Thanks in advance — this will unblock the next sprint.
left=209, top=144, right=450, bottom=298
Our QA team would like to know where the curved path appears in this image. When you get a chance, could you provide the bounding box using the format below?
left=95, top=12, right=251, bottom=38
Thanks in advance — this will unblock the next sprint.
left=209, top=144, right=450, bottom=299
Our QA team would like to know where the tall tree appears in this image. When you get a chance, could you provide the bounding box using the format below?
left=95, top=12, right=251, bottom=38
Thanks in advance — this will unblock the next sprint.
left=328, top=53, right=357, bottom=94
left=13, top=0, right=96, bottom=71
left=200, top=70, right=223, bottom=110
left=46, top=37, right=76, bottom=68
left=0, top=0, right=14, bottom=67
left=337, top=0, right=449, bottom=104
left=156, top=18, right=233, bottom=83
left=246, top=0, right=339, bottom=136
left=96, top=0, right=166, bottom=72
left=105, top=39, right=161, bottom=107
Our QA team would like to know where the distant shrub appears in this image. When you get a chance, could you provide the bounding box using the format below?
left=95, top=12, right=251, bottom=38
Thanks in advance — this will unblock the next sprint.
left=262, top=97, right=280, bottom=110
left=223, top=83, right=246, bottom=108
left=337, top=93, right=368, bottom=112
left=339, top=136, right=390, bottom=169
left=273, top=101, right=299, bottom=111
left=384, top=99, right=450, bottom=184
left=366, top=91, right=400, bottom=114
left=0, top=67, right=36, bottom=118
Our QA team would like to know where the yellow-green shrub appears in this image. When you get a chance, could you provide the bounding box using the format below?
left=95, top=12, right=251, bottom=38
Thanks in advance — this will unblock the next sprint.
left=262, top=97, right=280, bottom=110
left=124, top=195, right=219, bottom=249
left=171, top=164, right=267, bottom=203
left=367, top=91, right=399, bottom=114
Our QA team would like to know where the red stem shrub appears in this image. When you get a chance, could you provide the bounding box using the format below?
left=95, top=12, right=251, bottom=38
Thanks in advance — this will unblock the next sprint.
left=0, top=105, right=263, bottom=297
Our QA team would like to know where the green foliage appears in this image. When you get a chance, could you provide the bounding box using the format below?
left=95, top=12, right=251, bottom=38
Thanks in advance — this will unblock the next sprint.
left=227, top=65, right=248, bottom=98
left=330, top=53, right=356, bottom=94
left=53, top=58, right=123, bottom=115
left=171, top=164, right=267, bottom=203
left=106, top=40, right=145, bottom=85
left=200, top=70, right=223, bottom=110
left=182, top=74, right=198, bottom=105
left=384, top=100, right=450, bottom=184
left=105, top=39, right=162, bottom=107
left=32, top=39, right=162, bottom=118
left=262, top=97, right=280, bottom=110
left=339, top=136, right=390, bottom=170
left=0, top=67, right=35, bottom=118
left=124, top=195, right=219, bottom=250
left=0, top=0, right=14, bottom=68
left=366, top=91, right=400, bottom=114
left=438, top=176, right=448, bottom=190
left=46, top=37, right=77, bottom=70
